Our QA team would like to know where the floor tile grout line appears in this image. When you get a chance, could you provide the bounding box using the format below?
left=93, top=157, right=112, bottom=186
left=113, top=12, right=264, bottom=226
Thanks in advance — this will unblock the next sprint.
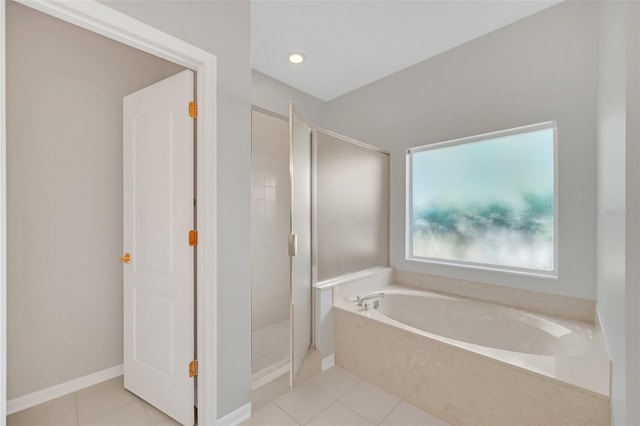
left=336, top=399, right=377, bottom=426
left=265, top=400, right=303, bottom=426
left=306, top=380, right=339, bottom=402
left=12, top=381, right=187, bottom=426
left=262, top=368, right=410, bottom=426
left=141, top=400, right=153, bottom=425
left=280, top=403, right=303, bottom=426
left=81, top=398, right=146, bottom=426
left=376, top=398, right=402, bottom=425
left=273, top=381, right=334, bottom=425
left=332, top=375, right=363, bottom=401
left=272, top=397, right=284, bottom=412
left=74, top=391, right=81, bottom=426
left=303, top=375, right=387, bottom=426
left=301, top=396, right=340, bottom=426
left=77, top=385, right=143, bottom=424
left=309, top=366, right=365, bottom=400
left=76, top=376, right=122, bottom=397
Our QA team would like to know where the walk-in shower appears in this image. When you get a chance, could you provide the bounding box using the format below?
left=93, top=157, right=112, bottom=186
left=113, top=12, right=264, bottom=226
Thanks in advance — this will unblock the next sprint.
left=251, top=109, right=291, bottom=381
left=250, top=105, right=390, bottom=392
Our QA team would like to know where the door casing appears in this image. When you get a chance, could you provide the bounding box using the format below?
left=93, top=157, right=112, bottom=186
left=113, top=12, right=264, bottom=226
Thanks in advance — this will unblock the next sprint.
left=0, top=1, right=218, bottom=423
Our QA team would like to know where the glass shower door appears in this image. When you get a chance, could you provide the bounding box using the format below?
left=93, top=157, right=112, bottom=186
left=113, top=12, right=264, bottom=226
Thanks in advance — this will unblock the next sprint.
left=289, top=105, right=312, bottom=387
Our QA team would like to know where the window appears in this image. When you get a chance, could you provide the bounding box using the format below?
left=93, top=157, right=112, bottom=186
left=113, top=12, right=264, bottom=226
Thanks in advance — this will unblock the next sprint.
left=407, top=122, right=557, bottom=277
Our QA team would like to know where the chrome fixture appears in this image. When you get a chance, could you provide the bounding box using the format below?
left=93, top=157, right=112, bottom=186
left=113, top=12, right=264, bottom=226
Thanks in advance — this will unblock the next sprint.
left=357, top=292, right=385, bottom=311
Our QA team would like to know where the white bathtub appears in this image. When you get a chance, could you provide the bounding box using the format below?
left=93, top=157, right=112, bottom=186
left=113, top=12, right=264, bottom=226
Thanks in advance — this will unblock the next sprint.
left=378, top=289, right=587, bottom=357
left=333, top=283, right=611, bottom=424
left=340, top=286, right=609, bottom=396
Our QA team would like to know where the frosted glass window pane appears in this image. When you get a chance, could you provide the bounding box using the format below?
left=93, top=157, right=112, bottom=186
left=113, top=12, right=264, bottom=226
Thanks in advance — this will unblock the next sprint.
left=410, top=126, right=555, bottom=273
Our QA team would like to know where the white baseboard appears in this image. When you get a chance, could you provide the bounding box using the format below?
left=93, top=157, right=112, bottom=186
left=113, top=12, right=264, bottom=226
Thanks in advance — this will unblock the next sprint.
left=7, top=364, right=124, bottom=415
left=321, top=354, right=335, bottom=371
left=217, top=402, right=252, bottom=426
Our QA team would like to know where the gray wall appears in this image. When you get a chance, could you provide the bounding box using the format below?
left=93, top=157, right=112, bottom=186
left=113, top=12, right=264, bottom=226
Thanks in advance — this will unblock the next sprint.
left=324, top=1, right=598, bottom=300
left=596, top=2, right=640, bottom=424
left=100, top=1, right=253, bottom=418
left=6, top=1, right=185, bottom=398
left=252, top=69, right=326, bottom=128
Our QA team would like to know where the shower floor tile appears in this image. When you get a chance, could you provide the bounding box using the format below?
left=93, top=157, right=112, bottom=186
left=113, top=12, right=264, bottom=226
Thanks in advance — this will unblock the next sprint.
left=251, top=319, right=290, bottom=377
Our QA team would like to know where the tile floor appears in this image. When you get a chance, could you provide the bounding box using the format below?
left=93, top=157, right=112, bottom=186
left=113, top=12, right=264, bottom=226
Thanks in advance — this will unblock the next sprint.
left=242, top=366, right=450, bottom=426
left=7, top=376, right=180, bottom=426
left=8, top=366, right=450, bottom=426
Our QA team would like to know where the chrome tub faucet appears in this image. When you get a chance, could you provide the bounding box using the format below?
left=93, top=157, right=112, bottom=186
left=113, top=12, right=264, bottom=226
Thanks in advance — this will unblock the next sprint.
left=357, top=292, right=385, bottom=311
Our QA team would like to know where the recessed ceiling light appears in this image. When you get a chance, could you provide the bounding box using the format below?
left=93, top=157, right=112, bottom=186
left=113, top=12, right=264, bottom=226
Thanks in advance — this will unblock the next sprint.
left=288, top=53, right=306, bottom=64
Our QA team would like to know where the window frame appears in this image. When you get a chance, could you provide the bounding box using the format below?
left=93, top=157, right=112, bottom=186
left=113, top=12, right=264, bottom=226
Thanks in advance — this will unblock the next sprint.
left=405, top=121, right=559, bottom=279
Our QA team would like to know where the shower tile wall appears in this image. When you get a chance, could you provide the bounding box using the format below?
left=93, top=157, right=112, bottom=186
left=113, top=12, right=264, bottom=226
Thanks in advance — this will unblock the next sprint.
left=252, top=111, right=290, bottom=333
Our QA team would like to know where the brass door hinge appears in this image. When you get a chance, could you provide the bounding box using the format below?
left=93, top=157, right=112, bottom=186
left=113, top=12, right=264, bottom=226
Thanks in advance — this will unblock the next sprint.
left=189, top=230, right=198, bottom=247
left=189, top=360, right=198, bottom=378
left=189, top=101, right=198, bottom=118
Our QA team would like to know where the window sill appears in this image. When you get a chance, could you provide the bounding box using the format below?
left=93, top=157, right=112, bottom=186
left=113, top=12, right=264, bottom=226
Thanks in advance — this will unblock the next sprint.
left=406, top=256, right=558, bottom=280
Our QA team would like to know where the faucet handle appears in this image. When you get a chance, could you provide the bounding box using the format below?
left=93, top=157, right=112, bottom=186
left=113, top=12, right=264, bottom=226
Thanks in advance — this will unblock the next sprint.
left=360, top=299, right=381, bottom=312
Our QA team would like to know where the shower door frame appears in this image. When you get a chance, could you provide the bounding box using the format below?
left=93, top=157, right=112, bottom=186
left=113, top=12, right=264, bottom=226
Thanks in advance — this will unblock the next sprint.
left=250, top=106, right=295, bottom=386
left=311, top=127, right=392, bottom=285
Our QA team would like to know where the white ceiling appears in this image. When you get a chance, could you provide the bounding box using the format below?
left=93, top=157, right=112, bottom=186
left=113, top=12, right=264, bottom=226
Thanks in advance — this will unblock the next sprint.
left=251, top=1, right=560, bottom=101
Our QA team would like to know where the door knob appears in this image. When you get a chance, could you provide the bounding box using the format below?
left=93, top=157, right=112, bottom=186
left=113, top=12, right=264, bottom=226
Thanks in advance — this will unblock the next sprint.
left=120, top=253, right=131, bottom=264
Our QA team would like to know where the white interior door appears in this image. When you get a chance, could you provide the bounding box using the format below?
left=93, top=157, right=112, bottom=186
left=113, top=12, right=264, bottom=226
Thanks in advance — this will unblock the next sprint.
left=289, top=105, right=312, bottom=386
left=123, top=69, right=195, bottom=426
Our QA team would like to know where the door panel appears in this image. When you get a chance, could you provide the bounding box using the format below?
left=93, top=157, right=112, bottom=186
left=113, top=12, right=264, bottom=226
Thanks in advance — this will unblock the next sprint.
left=289, top=106, right=312, bottom=386
left=123, top=69, right=195, bottom=426
left=133, top=105, right=174, bottom=274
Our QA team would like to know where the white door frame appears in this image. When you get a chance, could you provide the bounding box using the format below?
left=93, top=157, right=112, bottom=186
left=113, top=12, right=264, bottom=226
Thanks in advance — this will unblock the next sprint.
left=0, top=1, right=218, bottom=424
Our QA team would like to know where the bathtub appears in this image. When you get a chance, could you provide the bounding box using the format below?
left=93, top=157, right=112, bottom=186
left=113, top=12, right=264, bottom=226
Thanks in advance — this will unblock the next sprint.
left=333, top=284, right=611, bottom=425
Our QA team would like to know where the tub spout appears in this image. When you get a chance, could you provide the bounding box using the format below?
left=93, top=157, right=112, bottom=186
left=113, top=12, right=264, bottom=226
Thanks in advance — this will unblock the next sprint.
left=357, top=292, right=385, bottom=311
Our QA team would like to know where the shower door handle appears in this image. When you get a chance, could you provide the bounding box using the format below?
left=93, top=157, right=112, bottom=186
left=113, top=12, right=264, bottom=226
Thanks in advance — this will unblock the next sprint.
left=288, top=234, right=298, bottom=257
